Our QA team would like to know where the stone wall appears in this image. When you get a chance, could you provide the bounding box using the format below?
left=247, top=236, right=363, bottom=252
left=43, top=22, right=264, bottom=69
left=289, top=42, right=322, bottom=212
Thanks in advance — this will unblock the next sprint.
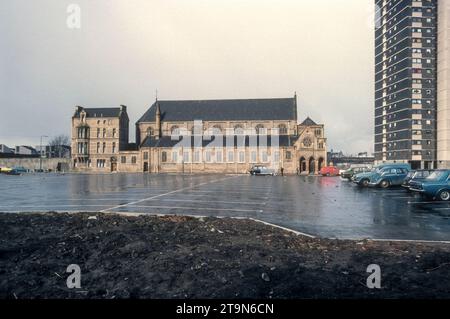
left=0, top=158, right=71, bottom=171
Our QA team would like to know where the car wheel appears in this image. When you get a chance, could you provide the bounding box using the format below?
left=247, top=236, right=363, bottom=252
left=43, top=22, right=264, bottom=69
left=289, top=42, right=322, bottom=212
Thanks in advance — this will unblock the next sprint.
left=360, top=179, right=369, bottom=187
left=380, top=180, right=390, bottom=189
left=438, top=190, right=450, bottom=201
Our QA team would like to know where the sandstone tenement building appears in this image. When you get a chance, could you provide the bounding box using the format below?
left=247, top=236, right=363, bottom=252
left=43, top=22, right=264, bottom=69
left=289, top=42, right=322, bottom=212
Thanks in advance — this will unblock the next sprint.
left=71, top=95, right=327, bottom=174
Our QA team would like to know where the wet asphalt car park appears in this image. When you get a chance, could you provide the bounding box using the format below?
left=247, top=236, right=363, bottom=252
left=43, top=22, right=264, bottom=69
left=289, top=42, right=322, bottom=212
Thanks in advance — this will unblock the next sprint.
left=1, top=173, right=450, bottom=241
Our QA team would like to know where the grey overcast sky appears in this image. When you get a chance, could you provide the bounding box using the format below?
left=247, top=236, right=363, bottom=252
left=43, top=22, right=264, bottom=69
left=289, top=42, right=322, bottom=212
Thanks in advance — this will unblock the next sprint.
left=0, top=0, right=374, bottom=154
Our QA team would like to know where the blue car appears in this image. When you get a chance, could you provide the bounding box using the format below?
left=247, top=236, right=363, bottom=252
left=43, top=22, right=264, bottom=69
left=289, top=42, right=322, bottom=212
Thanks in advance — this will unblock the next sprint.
left=402, top=170, right=434, bottom=190
left=13, top=166, right=28, bottom=174
left=352, top=163, right=411, bottom=188
left=6, top=169, right=21, bottom=176
left=410, top=170, right=450, bottom=201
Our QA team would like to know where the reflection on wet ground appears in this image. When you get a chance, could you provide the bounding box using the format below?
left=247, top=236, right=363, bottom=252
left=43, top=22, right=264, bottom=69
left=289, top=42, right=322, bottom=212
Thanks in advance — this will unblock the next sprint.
left=1, top=173, right=450, bottom=241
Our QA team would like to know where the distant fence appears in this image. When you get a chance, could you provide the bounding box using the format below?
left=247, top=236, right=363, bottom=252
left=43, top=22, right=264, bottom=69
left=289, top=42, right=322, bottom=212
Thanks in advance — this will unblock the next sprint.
left=0, top=157, right=71, bottom=171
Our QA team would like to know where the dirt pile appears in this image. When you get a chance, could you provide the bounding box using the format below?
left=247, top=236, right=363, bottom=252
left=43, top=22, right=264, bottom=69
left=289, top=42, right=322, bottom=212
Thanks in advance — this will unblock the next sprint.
left=0, top=212, right=449, bottom=299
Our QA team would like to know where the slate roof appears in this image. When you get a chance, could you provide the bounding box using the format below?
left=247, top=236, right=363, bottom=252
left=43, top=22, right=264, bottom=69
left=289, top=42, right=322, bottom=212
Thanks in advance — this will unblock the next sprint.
left=137, top=98, right=297, bottom=123
left=122, top=143, right=139, bottom=151
left=73, top=107, right=122, bottom=118
left=300, top=117, right=318, bottom=126
left=141, top=135, right=299, bottom=148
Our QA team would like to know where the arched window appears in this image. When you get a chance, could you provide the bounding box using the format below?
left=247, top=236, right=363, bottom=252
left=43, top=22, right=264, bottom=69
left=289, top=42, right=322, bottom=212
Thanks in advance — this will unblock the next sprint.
left=234, top=125, right=244, bottom=135
left=255, top=124, right=266, bottom=135
left=211, top=125, right=223, bottom=135
left=278, top=124, right=288, bottom=135
left=162, top=151, right=168, bottom=163
left=147, top=127, right=154, bottom=136
left=171, top=126, right=180, bottom=135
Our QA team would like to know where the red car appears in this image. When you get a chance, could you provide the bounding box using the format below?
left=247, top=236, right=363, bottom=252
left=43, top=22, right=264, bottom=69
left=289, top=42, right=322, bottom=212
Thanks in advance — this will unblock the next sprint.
left=320, top=166, right=340, bottom=177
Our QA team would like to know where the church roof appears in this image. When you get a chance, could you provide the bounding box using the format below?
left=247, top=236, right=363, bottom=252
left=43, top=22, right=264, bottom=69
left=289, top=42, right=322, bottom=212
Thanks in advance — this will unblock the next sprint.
left=73, top=107, right=125, bottom=118
left=300, top=117, right=318, bottom=126
left=137, top=97, right=297, bottom=123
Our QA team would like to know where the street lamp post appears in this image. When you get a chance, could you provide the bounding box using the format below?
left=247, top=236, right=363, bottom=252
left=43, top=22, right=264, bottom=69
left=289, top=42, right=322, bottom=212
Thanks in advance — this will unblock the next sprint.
left=39, top=135, right=48, bottom=171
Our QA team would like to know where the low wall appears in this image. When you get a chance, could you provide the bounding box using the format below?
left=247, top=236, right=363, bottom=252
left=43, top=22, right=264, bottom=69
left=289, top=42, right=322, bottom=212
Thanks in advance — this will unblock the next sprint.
left=0, top=158, right=71, bottom=171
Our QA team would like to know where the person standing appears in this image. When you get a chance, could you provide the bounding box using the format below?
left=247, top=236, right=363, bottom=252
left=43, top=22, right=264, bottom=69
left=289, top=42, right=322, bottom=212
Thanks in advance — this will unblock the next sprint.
left=281, top=167, right=284, bottom=177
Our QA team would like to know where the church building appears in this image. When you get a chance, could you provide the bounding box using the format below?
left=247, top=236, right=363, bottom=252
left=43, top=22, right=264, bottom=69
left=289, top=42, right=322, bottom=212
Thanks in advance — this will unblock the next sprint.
left=71, top=95, right=327, bottom=175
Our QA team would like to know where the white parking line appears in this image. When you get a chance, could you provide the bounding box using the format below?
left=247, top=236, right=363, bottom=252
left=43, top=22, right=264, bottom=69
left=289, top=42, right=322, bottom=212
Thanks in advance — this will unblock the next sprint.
left=202, top=187, right=273, bottom=191
left=247, top=218, right=316, bottom=238
left=101, top=176, right=238, bottom=212
left=184, top=190, right=264, bottom=195
left=382, top=195, right=411, bottom=198
left=0, top=204, right=112, bottom=208
left=408, top=201, right=443, bottom=205
left=14, top=198, right=151, bottom=202
left=381, top=191, right=409, bottom=194
left=148, top=199, right=266, bottom=206
left=77, top=193, right=164, bottom=196
left=118, top=205, right=263, bottom=213
left=163, top=193, right=270, bottom=201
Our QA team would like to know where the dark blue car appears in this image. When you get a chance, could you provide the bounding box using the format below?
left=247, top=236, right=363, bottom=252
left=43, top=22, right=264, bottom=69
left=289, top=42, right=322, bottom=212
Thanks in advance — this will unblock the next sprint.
left=361, top=164, right=410, bottom=188
left=353, top=163, right=410, bottom=187
left=410, top=170, right=450, bottom=201
left=402, top=170, right=433, bottom=191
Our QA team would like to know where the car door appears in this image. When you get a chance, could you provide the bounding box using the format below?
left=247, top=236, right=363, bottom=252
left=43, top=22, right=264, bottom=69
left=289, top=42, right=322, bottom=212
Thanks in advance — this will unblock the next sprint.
left=380, top=168, right=394, bottom=183
left=394, top=168, right=406, bottom=185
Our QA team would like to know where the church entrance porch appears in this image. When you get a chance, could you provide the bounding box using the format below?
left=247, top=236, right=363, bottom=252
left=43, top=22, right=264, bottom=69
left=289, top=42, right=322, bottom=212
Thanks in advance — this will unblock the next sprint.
left=299, top=157, right=307, bottom=174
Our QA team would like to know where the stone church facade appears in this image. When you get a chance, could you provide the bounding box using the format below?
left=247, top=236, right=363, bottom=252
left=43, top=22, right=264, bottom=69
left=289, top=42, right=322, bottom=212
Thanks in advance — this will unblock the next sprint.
left=71, top=95, right=327, bottom=174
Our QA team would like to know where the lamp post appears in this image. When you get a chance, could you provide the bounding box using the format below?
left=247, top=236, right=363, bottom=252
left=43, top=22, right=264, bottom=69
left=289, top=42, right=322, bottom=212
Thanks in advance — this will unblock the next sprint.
left=39, top=135, right=48, bottom=171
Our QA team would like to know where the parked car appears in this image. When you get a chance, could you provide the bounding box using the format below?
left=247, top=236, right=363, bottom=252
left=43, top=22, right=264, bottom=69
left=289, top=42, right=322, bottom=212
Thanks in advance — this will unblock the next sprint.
left=402, top=170, right=433, bottom=190
left=410, top=170, right=450, bottom=201
left=320, top=166, right=340, bottom=176
left=6, top=169, right=21, bottom=176
left=13, top=166, right=28, bottom=174
left=352, top=163, right=411, bottom=187
left=249, top=166, right=276, bottom=176
left=341, top=166, right=372, bottom=181
left=368, top=166, right=410, bottom=188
